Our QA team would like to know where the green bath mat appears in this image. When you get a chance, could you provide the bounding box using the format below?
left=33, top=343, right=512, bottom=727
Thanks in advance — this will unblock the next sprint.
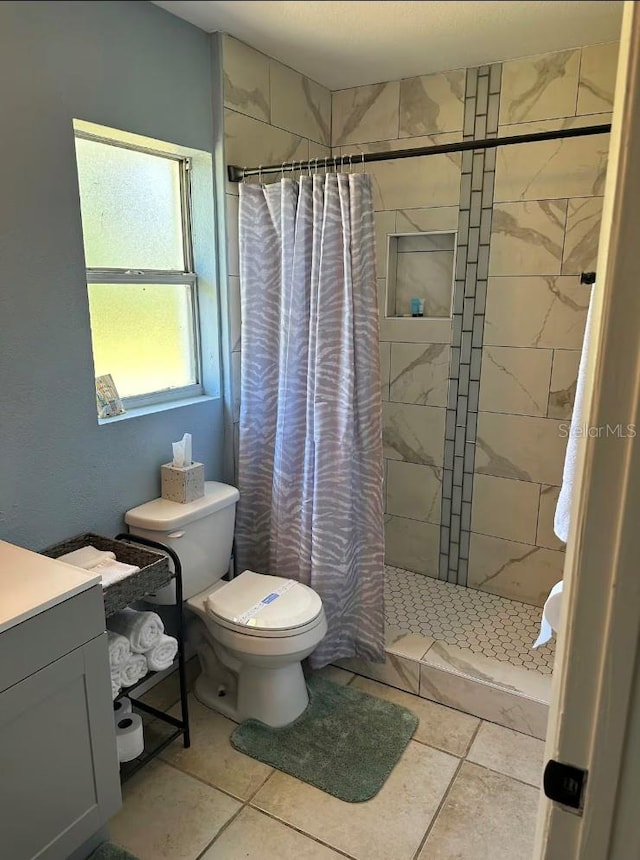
left=230, top=676, right=418, bottom=802
left=90, top=843, right=139, bottom=860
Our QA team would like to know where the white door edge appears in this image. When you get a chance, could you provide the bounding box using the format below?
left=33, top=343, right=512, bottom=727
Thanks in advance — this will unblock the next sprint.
left=535, top=3, right=640, bottom=857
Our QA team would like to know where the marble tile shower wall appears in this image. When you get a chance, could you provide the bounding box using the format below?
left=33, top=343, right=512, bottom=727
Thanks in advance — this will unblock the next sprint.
left=222, top=36, right=332, bottom=479
left=222, top=34, right=617, bottom=607
left=330, top=42, right=618, bottom=606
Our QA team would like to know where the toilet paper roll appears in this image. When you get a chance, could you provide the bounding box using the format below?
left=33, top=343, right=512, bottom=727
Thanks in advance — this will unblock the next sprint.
left=116, top=713, right=144, bottom=763
left=533, top=581, right=564, bottom=648
left=113, top=696, right=132, bottom=719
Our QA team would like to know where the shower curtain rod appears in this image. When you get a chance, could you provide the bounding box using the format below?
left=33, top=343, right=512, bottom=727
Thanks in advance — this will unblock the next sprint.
left=227, top=122, right=611, bottom=182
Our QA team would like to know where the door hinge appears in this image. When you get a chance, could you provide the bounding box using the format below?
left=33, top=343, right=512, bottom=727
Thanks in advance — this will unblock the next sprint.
left=543, top=760, right=588, bottom=813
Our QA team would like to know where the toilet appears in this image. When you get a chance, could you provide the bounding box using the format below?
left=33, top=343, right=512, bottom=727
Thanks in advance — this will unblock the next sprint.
left=125, top=482, right=327, bottom=727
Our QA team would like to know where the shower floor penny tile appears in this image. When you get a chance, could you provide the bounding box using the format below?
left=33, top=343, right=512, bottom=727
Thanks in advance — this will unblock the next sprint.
left=111, top=670, right=542, bottom=860
left=384, top=565, right=556, bottom=674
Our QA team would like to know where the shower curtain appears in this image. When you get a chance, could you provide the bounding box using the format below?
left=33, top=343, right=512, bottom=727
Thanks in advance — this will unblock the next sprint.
left=235, top=173, right=385, bottom=668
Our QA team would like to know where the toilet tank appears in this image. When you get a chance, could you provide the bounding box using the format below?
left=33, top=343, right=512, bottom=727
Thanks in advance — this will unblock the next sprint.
left=124, top=481, right=240, bottom=604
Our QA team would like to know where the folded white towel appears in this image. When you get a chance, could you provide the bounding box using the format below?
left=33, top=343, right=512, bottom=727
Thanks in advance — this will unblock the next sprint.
left=93, top=558, right=140, bottom=589
left=107, top=630, right=131, bottom=669
left=145, top=634, right=178, bottom=672
left=111, top=677, right=121, bottom=700
left=59, top=545, right=116, bottom=569
left=120, top=653, right=148, bottom=687
left=109, top=608, right=164, bottom=653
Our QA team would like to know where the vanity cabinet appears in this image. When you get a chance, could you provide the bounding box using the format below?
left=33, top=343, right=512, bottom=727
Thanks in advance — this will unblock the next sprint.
left=0, top=584, right=121, bottom=860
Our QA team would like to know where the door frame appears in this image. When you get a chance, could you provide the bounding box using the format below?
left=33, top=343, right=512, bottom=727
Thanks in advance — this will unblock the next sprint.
left=535, top=3, right=640, bottom=856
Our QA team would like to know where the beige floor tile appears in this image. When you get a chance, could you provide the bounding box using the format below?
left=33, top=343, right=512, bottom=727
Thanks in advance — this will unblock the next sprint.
left=252, top=740, right=458, bottom=860
left=109, top=760, right=240, bottom=860
left=350, top=676, right=479, bottom=757
left=161, top=694, right=273, bottom=799
left=311, top=665, right=354, bottom=686
left=418, top=762, right=538, bottom=860
left=202, top=807, right=345, bottom=859
left=138, top=657, right=201, bottom=712
left=467, top=722, right=545, bottom=787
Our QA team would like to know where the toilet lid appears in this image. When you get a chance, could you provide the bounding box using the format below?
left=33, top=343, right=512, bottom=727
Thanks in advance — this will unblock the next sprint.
left=205, top=570, right=323, bottom=632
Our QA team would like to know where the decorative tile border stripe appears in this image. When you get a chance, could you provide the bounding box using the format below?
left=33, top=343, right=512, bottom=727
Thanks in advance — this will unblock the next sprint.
left=439, top=64, right=502, bottom=585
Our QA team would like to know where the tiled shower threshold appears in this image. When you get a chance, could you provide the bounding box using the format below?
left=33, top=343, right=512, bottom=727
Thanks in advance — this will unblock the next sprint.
left=336, top=566, right=555, bottom=739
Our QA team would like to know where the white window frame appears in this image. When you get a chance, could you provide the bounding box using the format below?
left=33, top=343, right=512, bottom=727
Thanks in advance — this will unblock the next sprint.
left=76, top=131, right=203, bottom=409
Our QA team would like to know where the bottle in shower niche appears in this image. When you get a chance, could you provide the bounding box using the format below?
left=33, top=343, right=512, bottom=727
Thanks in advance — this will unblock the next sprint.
left=410, top=297, right=424, bottom=317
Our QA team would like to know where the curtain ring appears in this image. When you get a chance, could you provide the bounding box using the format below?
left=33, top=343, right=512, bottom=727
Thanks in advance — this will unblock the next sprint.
left=361, top=152, right=365, bottom=173
left=257, top=164, right=263, bottom=184
left=348, top=154, right=353, bottom=174
left=324, top=157, right=328, bottom=174
left=241, top=166, right=248, bottom=183
left=281, top=161, right=287, bottom=180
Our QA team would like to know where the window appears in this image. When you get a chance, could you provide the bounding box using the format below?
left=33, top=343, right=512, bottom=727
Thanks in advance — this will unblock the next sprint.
left=74, top=133, right=201, bottom=409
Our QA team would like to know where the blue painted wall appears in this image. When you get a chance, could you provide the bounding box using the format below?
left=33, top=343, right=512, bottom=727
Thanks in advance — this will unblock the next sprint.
left=0, top=1, right=226, bottom=549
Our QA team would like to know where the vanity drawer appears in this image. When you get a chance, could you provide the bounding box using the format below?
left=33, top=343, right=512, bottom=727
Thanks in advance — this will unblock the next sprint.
left=0, top=585, right=104, bottom=692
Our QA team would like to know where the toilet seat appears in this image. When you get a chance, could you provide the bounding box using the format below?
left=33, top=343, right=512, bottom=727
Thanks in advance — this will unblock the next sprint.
left=204, top=570, right=323, bottom=638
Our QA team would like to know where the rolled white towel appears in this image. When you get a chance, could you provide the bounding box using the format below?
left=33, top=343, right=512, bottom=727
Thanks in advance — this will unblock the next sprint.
left=120, top=653, right=148, bottom=688
left=59, top=546, right=116, bottom=569
left=107, top=630, right=131, bottom=669
left=145, top=634, right=178, bottom=672
left=109, top=608, right=164, bottom=653
left=111, top=677, right=121, bottom=700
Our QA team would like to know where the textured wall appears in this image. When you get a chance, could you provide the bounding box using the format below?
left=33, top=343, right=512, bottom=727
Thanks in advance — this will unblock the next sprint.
left=332, top=70, right=466, bottom=583
left=0, top=1, right=224, bottom=549
left=470, top=45, right=616, bottom=605
left=330, top=43, right=618, bottom=606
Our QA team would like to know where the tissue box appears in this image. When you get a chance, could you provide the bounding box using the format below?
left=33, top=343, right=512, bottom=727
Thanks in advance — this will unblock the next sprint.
left=161, top=462, right=205, bottom=504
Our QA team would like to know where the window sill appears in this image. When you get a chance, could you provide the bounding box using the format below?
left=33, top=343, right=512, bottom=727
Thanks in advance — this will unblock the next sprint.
left=97, top=394, right=217, bottom=425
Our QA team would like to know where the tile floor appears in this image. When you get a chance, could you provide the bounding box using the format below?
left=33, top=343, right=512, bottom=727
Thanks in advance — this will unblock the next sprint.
left=111, top=666, right=544, bottom=860
left=385, top=566, right=555, bottom=673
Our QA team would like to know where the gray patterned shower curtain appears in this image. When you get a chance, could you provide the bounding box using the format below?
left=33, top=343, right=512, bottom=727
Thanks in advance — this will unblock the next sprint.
left=235, top=173, right=385, bottom=668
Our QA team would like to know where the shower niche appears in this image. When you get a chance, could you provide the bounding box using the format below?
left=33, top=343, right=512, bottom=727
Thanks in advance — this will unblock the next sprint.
left=385, top=231, right=455, bottom=319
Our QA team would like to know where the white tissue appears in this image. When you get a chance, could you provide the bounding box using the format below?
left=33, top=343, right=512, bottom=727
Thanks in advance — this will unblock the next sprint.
left=172, top=433, right=193, bottom=468
left=533, top=581, right=564, bottom=648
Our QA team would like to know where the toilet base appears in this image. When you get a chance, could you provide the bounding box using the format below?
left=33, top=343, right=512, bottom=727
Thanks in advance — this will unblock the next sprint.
left=186, top=601, right=325, bottom=728
left=195, top=658, right=310, bottom=727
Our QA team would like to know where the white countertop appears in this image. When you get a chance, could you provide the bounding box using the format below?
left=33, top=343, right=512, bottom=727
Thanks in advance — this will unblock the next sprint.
left=0, top=540, right=101, bottom=634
